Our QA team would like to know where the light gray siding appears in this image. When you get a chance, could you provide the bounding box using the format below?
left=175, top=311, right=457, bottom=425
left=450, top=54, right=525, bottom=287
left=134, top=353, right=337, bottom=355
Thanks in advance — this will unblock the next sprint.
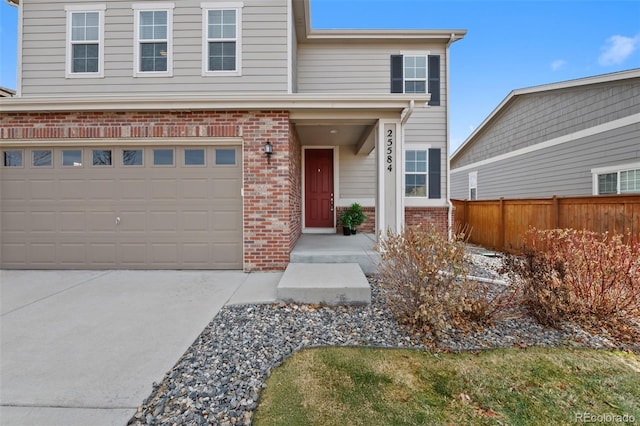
left=450, top=122, right=640, bottom=200
left=296, top=43, right=447, bottom=102
left=20, top=0, right=289, bottom=96
left=338, top=145, right=375, bottom=201
left=453, top=79, right=640, bottom=168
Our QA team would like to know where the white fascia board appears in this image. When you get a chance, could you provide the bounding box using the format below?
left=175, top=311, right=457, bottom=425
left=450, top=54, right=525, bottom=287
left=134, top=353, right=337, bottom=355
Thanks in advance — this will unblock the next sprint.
left=451, top=113, right=640, bottom=174
left=0, top=93, right=428, bottom=112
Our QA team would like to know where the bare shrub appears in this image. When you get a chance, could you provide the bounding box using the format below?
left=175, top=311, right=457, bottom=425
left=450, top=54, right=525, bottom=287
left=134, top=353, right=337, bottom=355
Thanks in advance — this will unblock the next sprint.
left=376, top=224, right=509, bottom=339
left=502, top=228, right=640, bottom=343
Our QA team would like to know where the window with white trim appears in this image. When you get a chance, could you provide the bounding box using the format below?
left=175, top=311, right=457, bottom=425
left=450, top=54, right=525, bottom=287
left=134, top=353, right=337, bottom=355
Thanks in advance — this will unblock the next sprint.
left=592, top=163, right=640, bottom=195
left=403, top=56, right=426, bottom=94
left=391, top=53, right=440, bottom=105
left=202, top=2, right=243, bottom=75
left=133, top=3, right=174, bottom=76
left=66, top=4, right=105, bottom=78
left=469, top=171, right=478, bottom=200
left=405, top=150, right=427, bottom=197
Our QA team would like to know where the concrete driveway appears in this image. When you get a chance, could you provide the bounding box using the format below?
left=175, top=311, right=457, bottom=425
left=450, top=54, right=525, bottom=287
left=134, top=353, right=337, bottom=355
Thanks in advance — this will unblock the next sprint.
left=0, top=270, right=279, bottom=426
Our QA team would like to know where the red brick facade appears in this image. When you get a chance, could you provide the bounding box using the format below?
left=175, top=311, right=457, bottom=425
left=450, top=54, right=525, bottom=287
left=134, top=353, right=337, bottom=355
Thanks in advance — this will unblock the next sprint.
left=0, top=109, right=299, bottom=271
left=405, top=207, right=449, bottom=234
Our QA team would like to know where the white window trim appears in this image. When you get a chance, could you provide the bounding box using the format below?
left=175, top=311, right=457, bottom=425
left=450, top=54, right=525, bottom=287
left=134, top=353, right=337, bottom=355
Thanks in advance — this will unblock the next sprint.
left=591, top=162, right=640, bottom=195
left=399, top=50, right=429, bottom=94
left=132, top=3, right=175, bottom=77
left=65, top=4, right=106, bottom=79
left=201, top=2, right=244, bottom=77
left=469, top=171, right=478, bottom=200
left=402, top=143, right=445, bottom=207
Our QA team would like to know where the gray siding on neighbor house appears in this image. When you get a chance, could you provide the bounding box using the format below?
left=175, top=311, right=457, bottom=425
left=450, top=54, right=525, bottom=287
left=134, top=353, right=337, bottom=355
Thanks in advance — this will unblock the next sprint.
left=338, top=145, right=376, bottom=201
left=296, top=43, right=447, bottom=100
left=453, top=79, right=640, bottom=169
left=20, top=0, right=289, bottom=96
left=450, top=121, right=640, bottom=200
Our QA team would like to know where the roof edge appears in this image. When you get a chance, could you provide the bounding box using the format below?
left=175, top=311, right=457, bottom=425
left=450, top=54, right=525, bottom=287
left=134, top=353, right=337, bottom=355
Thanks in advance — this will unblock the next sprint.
left=451, top=68, right=640, bottom=161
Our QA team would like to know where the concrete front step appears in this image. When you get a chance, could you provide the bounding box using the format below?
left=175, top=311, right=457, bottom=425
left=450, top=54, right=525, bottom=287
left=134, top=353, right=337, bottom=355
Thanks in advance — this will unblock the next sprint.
left=289, top=233, right=380, bottom=274
left=276, top=263, right=371, bottom=306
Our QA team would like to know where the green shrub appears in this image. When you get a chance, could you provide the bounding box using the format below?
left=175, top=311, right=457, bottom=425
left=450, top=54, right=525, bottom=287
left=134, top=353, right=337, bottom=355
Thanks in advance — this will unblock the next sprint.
left=377, top=224, right=500, bottom=339
left=502, top=228, right=640, bottom=343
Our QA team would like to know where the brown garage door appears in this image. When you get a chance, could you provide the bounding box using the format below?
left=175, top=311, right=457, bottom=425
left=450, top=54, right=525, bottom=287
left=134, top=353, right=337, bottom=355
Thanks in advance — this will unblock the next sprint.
left=1, top=145, right=242, bottom=269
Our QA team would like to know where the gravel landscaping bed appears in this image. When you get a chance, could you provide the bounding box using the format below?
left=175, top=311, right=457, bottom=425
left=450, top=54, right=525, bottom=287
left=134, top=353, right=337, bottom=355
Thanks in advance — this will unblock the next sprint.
left=129, top=251, right=634, bottom=426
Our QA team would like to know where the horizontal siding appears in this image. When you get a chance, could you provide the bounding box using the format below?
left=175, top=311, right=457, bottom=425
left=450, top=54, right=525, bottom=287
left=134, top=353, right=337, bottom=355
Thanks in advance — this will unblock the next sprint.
left=21, top=0, right=289, bottom=96
left=339, top=145, right=376, bottom=199
left=404, top=108, right=448, bottom=199
left=454, top=79, right=640, bottom=168
left=296, top=43, right=447, bottom=103
left=450, top=122, right=640, bottom=200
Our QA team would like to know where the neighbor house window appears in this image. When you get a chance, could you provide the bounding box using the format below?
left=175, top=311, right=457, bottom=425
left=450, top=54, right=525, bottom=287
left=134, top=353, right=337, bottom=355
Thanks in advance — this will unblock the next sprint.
left=469, top=171, right=478, bottom=200
left=391, top=53, right=440, bottom=105
left=202, top=3, right=243, bottom=75
left=592, top=163, right=640, bottom=195
left=404, top=147, right=441, bottom=199
left=133, top=3, right=174, bottom=76
left=65, top=4, right=105, bottom=78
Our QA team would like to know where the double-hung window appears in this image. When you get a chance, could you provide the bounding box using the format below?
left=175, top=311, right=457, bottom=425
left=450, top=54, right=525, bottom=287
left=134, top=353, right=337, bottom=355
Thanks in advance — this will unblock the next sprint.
left=65, top=4, right=105, bottom=78
left=404, top=148, right=442, bottom=199
left=592, top=163, right=640, bottom=195
left=133, top=3, right=174, bottom=76
left=202, top=2, right=243, bottom=75
left=391, top=53, right=441, bottom=106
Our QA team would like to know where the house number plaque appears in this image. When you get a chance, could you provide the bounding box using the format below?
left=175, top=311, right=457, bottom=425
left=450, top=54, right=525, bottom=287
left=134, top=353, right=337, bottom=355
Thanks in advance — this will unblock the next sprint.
left=383, top=123, right=397, bottom=231
left=386, top=127, right=394, bottom=172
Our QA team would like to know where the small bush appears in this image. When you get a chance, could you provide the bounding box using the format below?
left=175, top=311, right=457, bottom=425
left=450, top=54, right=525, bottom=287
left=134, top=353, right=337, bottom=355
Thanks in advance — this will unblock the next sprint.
left=502, top=228, right=640, bottom=343
left=377, top=224, right=501, bottom=339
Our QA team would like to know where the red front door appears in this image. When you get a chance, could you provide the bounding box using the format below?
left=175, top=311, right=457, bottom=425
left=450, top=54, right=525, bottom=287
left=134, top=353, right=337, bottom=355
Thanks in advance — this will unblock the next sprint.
left=305, top=149, right=334, bottom=228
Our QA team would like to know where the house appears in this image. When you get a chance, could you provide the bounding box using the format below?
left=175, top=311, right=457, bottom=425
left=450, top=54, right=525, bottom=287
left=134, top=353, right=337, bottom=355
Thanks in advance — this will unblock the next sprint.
left=0, top=87, right=16, bottom=97
left=450, top=69, right=640, bottom=201
left=0, top=0, right=465, bottom=271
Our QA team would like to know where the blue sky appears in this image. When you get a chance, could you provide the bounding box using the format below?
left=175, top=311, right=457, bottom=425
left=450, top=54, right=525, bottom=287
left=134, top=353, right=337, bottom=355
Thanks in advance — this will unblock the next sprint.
left=1, top=1, right=639, bottom=151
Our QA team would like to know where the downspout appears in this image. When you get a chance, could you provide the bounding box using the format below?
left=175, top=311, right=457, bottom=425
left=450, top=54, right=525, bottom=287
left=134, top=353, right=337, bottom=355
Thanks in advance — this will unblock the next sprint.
left=401, top=99, right=414, bottom=126
left=445, top=33, right=456, bottom=240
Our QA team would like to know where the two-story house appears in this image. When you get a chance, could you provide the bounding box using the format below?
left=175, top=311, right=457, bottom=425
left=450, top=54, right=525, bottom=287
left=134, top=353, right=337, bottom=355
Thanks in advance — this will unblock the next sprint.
left=0, top=0, right=465, bottom=271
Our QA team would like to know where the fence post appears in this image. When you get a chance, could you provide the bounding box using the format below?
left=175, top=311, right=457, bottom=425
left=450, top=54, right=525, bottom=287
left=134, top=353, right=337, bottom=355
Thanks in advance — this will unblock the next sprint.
left=499, top=197, right=505, bottom=251
left=552, top=195, right=559, bottom=229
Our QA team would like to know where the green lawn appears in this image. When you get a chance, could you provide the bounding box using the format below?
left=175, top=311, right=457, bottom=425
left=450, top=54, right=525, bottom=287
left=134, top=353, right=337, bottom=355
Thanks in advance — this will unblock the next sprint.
left=254, top=347, right=640, bottom=426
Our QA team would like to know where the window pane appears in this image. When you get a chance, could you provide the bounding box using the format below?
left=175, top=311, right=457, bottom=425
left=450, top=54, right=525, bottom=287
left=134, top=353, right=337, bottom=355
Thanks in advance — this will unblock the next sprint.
left=598, top=173, right=617, bottom=194
left=405, top=81, right=426, bottom=94
left=405, top=174, right=426, bottom=197
left=92, top=149, right=112, bottom=166
left=209, top=41, right=236, bottom=71
left=72, top=44, right=99, bottom=73
left=33, top=150, right=52, bottom=167
left=3, top=151, right=22, bottom=167
left=140, top=42, right=167, bottom=72
left=620, top=169, right=640, bottom=193
left=123, top=149, right=143, bottom=166
left=62, top=150, right=82, bottom=167
left=184, top=149, right=205, bottom=165
left=222, top=9, right=236, bottom=24
left=153, top=149, right=173, bottom=165
left=215, top=149, right=236, bottom=165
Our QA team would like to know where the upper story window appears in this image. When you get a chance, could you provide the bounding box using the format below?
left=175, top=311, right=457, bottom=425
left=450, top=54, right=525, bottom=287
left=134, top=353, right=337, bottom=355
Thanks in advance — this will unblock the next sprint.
left=391, top=53, right=440, bottom=106
left=133, top=3, right=174, bottom=77
left=592, top=163, right=640, bottom=195
left=65, top=4, right=106, bottom=78
left=201, top=2, right=244, bottom=76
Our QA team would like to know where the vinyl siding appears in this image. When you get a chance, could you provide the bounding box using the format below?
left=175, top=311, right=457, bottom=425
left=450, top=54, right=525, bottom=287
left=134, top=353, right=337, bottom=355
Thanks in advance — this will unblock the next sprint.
left=338, top=145, right=376, bottom=201
left=450, top=122, right=640, bottom=200
left=453, top=79, right=640, bottom=168
left=20, top=0, right=289, bottom=96
left=296, top=43, right=447, bottom=102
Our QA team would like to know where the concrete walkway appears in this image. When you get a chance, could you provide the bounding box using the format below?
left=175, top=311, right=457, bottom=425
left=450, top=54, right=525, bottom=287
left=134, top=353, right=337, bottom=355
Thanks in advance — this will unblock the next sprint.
left=0, top=270, right=281, bottom=426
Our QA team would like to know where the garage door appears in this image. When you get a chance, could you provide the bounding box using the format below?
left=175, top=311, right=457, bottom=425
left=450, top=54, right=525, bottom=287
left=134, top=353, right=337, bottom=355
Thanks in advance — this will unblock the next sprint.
left=0, top=145, right=242, bottom=269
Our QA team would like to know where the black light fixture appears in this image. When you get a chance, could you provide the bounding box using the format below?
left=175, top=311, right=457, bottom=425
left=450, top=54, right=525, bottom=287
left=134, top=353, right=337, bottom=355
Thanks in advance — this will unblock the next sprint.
left=264, top=140, right=273, bottom=164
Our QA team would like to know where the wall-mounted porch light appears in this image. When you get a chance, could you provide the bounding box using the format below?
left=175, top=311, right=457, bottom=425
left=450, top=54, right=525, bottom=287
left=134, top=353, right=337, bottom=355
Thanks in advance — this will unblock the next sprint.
left=264, top=140, right=273, bottom=164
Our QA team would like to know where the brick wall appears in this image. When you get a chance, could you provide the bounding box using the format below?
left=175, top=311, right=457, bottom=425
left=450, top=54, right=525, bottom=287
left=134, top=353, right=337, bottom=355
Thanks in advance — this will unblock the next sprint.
left=1, top=110, right=294, bottom=271
left=288, top=123, right=302, bottom=253
left=404, top=207, right=449, bottom=234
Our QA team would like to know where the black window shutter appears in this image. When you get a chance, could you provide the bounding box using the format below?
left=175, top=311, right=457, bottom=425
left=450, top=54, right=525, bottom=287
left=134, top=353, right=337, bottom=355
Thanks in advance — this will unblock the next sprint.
left=390, top=55, right=404, bottom=93
left=428, top=55, right=440, bottom=106
left=428, top=148, right=441, bottom=198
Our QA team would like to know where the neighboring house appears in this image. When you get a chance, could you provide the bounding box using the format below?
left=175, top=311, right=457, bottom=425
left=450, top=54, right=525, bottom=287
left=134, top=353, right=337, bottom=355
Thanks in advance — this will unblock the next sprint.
left=0, top=0, right=465, bottom=271
left=450, top=69, right=640, bottom=201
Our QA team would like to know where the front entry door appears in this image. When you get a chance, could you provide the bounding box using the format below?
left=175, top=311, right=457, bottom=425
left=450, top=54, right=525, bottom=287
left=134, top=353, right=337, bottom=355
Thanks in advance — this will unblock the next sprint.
left=305, top=149, right=334, bottom=228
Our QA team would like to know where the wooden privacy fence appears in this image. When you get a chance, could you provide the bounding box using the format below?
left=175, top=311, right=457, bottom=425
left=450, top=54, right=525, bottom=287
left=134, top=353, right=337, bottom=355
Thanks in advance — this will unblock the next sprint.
left=452, top=195, right=640, bottom=252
